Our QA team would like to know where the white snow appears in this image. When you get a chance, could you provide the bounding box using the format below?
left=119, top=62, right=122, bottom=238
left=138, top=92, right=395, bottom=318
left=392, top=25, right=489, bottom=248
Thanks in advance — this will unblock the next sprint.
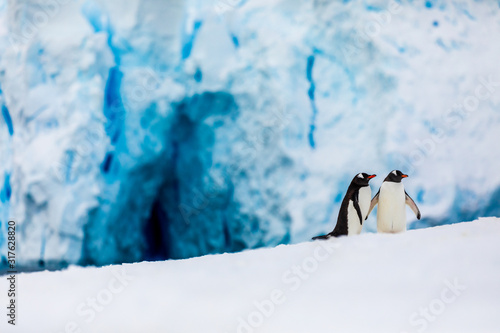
left=1, top=218, right=500, bottom=333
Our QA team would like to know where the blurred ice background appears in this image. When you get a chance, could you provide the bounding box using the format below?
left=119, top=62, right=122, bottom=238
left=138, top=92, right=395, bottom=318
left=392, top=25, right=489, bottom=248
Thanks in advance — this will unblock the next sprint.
left=0, top=0, right=499, bottom=269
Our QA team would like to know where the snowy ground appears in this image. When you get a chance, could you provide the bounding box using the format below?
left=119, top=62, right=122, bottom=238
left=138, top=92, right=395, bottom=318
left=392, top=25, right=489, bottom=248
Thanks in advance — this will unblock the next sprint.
left=1, top=218, right=500, bottom=333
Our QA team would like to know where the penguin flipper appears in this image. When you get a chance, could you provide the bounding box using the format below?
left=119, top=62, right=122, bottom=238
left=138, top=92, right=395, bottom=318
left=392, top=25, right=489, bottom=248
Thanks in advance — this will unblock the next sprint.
left=366, top=190, right=380, bottom=220
left=405, top=191, right=421, bottom=219
left=353, top=198, right=364, bottom=225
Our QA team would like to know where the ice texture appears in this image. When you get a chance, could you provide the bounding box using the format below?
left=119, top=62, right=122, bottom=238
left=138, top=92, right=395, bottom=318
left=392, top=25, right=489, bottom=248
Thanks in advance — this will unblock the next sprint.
left=0, top=0, right=499, bottom=268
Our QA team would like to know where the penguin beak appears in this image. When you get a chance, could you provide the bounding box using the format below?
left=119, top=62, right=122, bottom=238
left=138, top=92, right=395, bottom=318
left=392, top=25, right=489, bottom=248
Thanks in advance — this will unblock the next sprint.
left=367, top=174, right=376, bottom=179
left=402, top=174, right=408, bottom=178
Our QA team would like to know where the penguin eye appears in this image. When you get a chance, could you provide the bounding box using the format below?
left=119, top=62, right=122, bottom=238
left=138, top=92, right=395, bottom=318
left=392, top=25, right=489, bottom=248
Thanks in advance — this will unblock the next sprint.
left=357, top=173, right=364, bottom=179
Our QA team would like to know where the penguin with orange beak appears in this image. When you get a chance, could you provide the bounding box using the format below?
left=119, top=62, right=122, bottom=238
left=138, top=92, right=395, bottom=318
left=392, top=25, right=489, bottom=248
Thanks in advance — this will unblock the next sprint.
left=366, top=170, right=421, bottom=233
left=313, top=173, right=376, bottom=239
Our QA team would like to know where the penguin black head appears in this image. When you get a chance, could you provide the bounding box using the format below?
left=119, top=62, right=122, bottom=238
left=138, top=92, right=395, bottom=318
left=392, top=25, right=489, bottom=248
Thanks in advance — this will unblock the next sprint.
left=384, top=170, right=408, bottom=183
left=352, top=173, right=376, bottom=187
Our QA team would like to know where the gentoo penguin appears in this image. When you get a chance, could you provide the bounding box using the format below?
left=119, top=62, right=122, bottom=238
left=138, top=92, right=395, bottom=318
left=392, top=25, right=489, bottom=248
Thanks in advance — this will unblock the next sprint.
left=312, top=173, right=376, bottom=240
left=366, top=170, right=421, bottom=233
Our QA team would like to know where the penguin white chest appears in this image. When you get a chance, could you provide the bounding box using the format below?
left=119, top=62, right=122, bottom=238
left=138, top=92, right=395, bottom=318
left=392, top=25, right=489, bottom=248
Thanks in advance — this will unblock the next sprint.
left=358, top=186, right=371, bottom=219
left=377, top=182, right=406, bottom=233
left=347, top=186, right=371, bottom=235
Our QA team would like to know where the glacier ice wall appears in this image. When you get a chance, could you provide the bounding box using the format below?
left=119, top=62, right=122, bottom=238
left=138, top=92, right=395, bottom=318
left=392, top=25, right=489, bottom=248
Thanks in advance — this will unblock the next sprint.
left=0, top=0, right=500, bottom=269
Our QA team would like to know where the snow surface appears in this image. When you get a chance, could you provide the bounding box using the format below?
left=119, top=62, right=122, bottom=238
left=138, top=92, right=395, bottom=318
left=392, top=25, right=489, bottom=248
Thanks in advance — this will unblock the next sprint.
left=1, top=218, right=499, bottom=333
left=1, top=0, right=500, bottom=268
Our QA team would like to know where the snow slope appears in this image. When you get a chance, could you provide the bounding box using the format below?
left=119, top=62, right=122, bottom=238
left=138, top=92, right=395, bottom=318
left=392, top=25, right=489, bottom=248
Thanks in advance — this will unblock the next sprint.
left=1, top=218, right=499, bottom=333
